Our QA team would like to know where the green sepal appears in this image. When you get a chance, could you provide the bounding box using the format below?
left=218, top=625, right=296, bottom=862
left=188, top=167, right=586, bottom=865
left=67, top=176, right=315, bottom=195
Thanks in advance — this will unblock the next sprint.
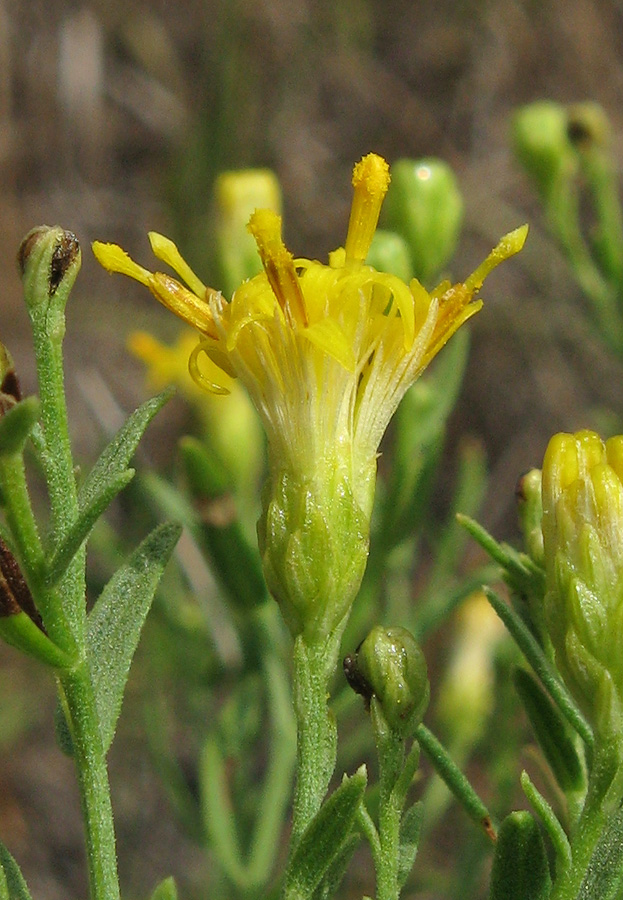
left=488, top=810, right=552, bottom=900
left=46, top=470, right=135, bottom=587
left=577, top=805, right=623, bottom=900
left=78, top=388, right=174, bottom=514
left=0, top=397, right=40, bottom=457
left=397, top=801, right=424, bottom=889
left=283, top=767, right=367, bottom=900
left=0, top=839, right=32, bottom=900
left=149, top=876, right=178, bottom=900
left=514, top=667, right=585, bottom=795
left=86, top=521, right=182, bottom=753
left=0, top=611, right=74, bottom=669
left=179, top=437, right=268, bottom=612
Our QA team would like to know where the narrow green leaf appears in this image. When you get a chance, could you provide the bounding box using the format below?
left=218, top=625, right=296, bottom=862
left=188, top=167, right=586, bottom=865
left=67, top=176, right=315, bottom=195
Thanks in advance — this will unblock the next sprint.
left=46, top=470, right=135, bottom=587
left=149, top=876, right=177, bottom=900
left=514, top=667, right=585, bottom=794
left=0, top=397, right=39, bottom=457
left=485, top=588, right=594, bottom=750
left=578, top=806, right=623, bottom=900
left=87, top=521, right=182, bottom=753
left=283, top=767, right=367, bottom=900
left=488, top=811, right=551, bottom=900
left=78, top=388, right=173, bottom=512
left=415, top=723, right=496, bottom=841
left=520, top=770, right=571, bottom=875
left=0, top=841, right=32, bottom=900
left=200, top=733, right=246, bottom=884
left=397, top=801, right=424, bottom=889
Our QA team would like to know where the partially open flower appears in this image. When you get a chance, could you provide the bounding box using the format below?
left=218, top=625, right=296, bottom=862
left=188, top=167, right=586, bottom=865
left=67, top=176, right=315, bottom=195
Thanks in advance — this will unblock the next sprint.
left=94, top=154, right=526, bottom=643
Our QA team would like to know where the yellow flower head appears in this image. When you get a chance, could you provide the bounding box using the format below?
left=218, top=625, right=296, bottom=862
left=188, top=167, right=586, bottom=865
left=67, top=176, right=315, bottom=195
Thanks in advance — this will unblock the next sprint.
left=94, top=154, right=525, bottom=507
left=93, top=154, right=526, bottom=640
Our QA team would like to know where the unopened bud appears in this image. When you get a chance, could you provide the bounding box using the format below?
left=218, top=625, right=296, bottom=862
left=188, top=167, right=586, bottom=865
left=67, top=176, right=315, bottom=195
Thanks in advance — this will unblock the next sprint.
left=214, top=169, right=282, bottom=297
left=516, top=468, right=544, bottom=567
left=344, top=625, right=429, bottom=736
left=18, top=226, right=81, bottom=320
left=381, top=158, right=464, bottom=284
left=511, top=102, right=577, bottom=200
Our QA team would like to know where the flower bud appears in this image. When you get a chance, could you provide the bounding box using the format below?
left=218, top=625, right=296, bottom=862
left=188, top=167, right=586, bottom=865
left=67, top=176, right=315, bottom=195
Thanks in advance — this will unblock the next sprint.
left=542, top=430, right=623, bottom=743
left=214, top=169, right=282, bottom=297
left=381, top=158, right=463, bottom=284
left=344, top=625, right=429, bottom=736
left=511, top=102, right=577, bottom=200
left=516, top=468, right=544, bottom=567
left=566, top=102, right=611, bottom=151
left=17, top=226, right=81, bottom=317
left=366, top=229, right=413, bottom=281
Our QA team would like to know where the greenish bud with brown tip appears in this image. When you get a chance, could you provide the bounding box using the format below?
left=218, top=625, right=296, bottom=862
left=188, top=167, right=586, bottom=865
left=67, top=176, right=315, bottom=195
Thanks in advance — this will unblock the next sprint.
left=17, top=227, right=81, bottom=336
left=345, top=625, right=429, bottom=736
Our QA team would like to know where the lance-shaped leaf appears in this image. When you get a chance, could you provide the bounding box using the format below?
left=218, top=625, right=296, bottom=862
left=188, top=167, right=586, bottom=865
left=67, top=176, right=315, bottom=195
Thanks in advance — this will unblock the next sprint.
left=489, top=811, right=551, bottom=900
left=398, top=801, right=424, bottom=890
left=87, top=521, right=182, bottom=753
left=46, top=389, right=174, bottom=587
left=46, top=470, right=134, bottom=587
left=283, top=767, right=367, bottom=900
left=79, top=388, right=173, bottom=512
left=0, top=840, right=33, bottom=900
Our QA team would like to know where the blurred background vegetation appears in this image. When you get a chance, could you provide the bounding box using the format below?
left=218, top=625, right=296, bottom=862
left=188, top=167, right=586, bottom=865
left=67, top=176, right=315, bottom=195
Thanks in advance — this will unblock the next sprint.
left=2, top=0, right=623, bottom=897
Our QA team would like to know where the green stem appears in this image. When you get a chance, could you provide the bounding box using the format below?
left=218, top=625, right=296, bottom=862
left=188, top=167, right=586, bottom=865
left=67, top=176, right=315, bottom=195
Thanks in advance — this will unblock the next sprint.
left=25, top=239, right=117, bottom=900
left=375, top=722, right=404, bottom=900
left=550, top=742, right=623, bottom=900
left=30, top=318, right=86, bottom=642
left=290, top=630, right=342, bottom=848
left=59, top=664, right=120, bottom=900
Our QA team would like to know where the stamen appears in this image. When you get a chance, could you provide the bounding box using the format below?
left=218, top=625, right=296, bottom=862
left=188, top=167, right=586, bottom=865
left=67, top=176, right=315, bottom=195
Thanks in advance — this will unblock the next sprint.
left=148, top=273, right=219, bottom=338
left=344, top=154, right=391, bottom=265
left=92, top=242, right=152, bottom=285
left=148, top=232, right=208, bottom=298
left=247, top=209, right=308, bottom=326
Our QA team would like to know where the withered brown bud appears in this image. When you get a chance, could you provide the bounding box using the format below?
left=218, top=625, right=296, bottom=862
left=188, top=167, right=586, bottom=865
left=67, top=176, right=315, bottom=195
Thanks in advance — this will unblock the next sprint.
left=0, top=535, right=44, bottom=631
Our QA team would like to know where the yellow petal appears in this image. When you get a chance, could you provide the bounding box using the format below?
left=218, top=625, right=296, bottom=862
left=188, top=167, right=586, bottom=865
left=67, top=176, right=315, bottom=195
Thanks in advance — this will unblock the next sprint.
left=92, top=242, right=151, bottom=285
left=148, top=232, right=207, bottom=298
left=303, top=319, right=356, bottom=372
